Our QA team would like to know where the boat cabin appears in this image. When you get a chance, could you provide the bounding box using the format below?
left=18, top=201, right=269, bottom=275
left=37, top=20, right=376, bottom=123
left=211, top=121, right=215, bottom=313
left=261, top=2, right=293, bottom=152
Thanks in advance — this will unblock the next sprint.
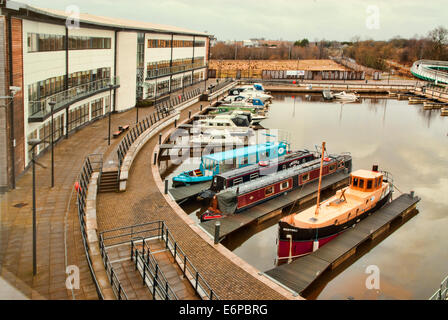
left=199, top=142, right=289, bottom=177
left=349, top=170, right=383, bottom=192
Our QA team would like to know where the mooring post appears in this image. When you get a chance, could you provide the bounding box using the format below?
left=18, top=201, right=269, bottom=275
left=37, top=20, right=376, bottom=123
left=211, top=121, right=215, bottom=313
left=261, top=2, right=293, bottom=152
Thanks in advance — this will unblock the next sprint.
left=164, top=180, right=168, bottom=194
left=188, top=110, right=191, bottom=119
left=410, top=190, right=415, bottom=199
left=153, top=152, right=157, bottom=165
left=174, top=118, right=177, bottom=128
left=200, top=104, right=203, bottom=111
left=159, top=133, right=162, bottom=145
left=214, top=221, right=221, bottom=244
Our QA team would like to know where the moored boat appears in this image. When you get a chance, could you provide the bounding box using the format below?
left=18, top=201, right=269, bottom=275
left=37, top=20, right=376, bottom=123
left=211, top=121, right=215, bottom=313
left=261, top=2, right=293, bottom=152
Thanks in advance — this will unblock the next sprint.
left=277, top=143, right=393, bottom=260
left=172, top=141, right=290, bottom=187
left=201, top=147, right=352, bottom=221
left=333, top=91, right=359, bottom=101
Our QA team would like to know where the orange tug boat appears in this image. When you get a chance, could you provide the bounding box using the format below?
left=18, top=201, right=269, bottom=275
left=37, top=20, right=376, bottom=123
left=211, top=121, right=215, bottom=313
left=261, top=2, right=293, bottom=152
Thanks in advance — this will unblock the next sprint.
left=277, top=142, right=393, bottom=260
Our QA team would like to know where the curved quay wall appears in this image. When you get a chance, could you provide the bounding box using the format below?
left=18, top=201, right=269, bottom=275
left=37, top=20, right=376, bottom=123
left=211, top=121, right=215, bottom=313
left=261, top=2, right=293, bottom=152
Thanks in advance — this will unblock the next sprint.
left=118, top=81, right=302, bottom=300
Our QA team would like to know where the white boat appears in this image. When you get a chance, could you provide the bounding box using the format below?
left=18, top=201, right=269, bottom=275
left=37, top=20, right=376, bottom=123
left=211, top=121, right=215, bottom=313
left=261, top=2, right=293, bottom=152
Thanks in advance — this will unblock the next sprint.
left=190, top=130, right=244, bottom=145
left=227, top=85, right=273, bottom=103
left=333, top=91, right=359, bottom=101
left=194, top=113, right=251, bottom=134
left=229, top=110, right=267, bottom=125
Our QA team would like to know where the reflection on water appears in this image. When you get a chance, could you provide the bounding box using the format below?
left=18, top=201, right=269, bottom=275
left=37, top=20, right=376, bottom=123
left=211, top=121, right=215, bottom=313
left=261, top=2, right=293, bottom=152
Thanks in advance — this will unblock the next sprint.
left=228, top=93, right=448, bottom=300
left=167, top=93, right=448, bottom=300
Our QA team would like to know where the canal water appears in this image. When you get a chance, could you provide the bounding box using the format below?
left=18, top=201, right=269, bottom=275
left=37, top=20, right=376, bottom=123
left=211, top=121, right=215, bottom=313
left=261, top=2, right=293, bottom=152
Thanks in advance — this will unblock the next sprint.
left=163, top=93, right=448, bottom=300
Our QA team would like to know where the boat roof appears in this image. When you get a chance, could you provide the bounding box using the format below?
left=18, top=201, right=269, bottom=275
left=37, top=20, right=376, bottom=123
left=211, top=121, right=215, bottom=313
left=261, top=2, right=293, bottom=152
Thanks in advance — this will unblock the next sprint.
left=203, top=142, right=282, bottom=162
left=351, top=169, right=383, bottom=179
left=222, top=155, right=345, bottom=194
left=216, top=150, right=312, bottom=179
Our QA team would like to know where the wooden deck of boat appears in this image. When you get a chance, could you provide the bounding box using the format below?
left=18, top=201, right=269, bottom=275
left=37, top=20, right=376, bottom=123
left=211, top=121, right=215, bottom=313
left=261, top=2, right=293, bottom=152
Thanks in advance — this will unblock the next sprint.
left=169, top=181, right=212, bottom=202
left=263, top=193, right=420, bottom=295
left=199, top=171, right=350, bottom=239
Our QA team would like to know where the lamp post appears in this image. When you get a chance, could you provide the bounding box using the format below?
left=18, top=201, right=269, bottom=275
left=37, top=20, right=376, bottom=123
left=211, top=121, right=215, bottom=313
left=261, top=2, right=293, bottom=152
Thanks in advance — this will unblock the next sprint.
left=28, top=138, right=42, bottom=276
left=48, top=101, right=55, bottom=188
left=108, top=84, right=113, bottom=145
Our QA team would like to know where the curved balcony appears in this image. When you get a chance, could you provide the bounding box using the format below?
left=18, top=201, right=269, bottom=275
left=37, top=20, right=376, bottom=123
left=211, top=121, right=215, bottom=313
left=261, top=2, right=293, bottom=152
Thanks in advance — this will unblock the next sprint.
left=411, top=60, right=448, bottom=85
left=28, top=77, right=120, bottom=123
left=146, top=62, right=207, bottom=80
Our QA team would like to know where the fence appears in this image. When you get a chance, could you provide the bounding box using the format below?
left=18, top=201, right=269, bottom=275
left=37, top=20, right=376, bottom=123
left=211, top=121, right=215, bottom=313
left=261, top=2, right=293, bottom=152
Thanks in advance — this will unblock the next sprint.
left=117, top=87, right=201, bottom=176
left=430, top=275, right=448, bottom=300
left=100, top=220, right=220, bottom=300
left=76, top=154, right=127, bottom=300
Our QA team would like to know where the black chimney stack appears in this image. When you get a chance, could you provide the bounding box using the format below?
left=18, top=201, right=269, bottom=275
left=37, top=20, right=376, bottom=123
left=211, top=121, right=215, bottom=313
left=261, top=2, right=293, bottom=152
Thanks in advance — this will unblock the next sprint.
left=372, top=165, right=379, bottom=172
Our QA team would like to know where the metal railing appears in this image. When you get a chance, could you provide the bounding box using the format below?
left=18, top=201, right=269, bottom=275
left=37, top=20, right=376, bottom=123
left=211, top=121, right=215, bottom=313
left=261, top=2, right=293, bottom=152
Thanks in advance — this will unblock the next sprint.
left=146, top=62, right=207, bottom=79
left=430, top=275, right=448, bottom=300
left=130, top=237, right=178, bottom=300
left=76, top=154, right=127, bottom=300
left=208, top=79, right=233, bottom=94
left=98, top=235, right=128, bottom=300
left=100, top=220, right=220, bottom=300
left=76, top=154, right=104, bottom=299
left=117, top=87, right=202, bottom=176
left=29, top=77, right=120, bottom=118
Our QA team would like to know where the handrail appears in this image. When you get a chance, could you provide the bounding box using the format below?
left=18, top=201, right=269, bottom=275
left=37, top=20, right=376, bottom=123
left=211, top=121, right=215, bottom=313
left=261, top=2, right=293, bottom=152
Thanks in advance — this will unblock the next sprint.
left=130, top=237, right=178, bottom=300
left=100, top=220, right=219, bottom=300
left=117, top=86, right=202, bottom=180
left=430, top=275, right=448, bottom=300
left=29, top=77, right=120, bottom=117
left=76, top=154, right=104, bottom=300
left=98, top=234, right=128, bottom=300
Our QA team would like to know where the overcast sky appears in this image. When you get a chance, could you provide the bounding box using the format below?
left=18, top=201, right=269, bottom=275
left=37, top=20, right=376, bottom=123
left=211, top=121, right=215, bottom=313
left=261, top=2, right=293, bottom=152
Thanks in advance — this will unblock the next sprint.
left=18, top=0, right=447, bottom=41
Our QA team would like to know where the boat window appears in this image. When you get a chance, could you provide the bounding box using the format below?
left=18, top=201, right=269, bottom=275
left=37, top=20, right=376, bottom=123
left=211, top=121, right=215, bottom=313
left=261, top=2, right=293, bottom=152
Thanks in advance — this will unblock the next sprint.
left=359, top=179, right=364, bottom=189
left=208, top=123, right=213, bottom=126
left=217, top=123, right=224, bottom=127
left=339, top=161, right=344, bottom=168
left=240, top=157, right=248, bottom=165
left=352, top=177, right=358, bottom=187
left=280, top=181, right=289, bottom=190
left=374, top=179, right=377, bottom=188
left=233, top=177, right=243, bottom=185
left=329, top=164, right=336, bottom=172
left=302, top=173, right=310, bottom=182
left=265, top=186, right=274, bottom=196
left=250, top=173, right=259, bottom=180
left=356, top=208, right=359, bottom=214
left=377, top=177, right=382, bottom=187
left=367, top=179, right=373, bottom=189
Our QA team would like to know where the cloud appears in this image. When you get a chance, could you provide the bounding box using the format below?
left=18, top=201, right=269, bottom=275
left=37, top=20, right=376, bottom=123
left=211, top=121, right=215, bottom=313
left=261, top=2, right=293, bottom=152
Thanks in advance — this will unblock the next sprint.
left=17, top=0, right=448, bottom=41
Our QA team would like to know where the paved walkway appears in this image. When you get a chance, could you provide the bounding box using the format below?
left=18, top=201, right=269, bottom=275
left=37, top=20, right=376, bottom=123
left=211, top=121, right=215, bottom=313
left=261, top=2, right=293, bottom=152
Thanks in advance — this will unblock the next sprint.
left=0, top=80, right=217, bottom=300
left=96, top=99, right=288, bottom=300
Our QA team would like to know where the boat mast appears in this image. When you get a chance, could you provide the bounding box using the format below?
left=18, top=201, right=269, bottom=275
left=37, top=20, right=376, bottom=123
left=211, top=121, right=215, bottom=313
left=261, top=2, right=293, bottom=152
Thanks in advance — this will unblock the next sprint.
left=315, top=141, right=326, bottom=217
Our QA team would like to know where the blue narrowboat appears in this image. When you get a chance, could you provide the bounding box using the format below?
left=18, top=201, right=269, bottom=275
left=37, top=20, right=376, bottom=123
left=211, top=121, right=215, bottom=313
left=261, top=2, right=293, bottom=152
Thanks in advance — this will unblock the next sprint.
left=172, top=141, right=290, bottom=187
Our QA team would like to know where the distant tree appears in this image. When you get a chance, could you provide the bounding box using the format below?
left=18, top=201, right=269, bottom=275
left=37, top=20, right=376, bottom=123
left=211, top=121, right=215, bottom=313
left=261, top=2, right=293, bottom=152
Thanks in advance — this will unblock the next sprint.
left=294, top=38, right=309, bottom=47
left=427, top=26, right=448, bottom=60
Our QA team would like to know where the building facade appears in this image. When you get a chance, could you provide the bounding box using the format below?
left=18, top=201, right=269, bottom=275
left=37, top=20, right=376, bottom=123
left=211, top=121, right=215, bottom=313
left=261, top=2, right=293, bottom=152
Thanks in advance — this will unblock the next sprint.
left=0, top=1, right=210, bottom=192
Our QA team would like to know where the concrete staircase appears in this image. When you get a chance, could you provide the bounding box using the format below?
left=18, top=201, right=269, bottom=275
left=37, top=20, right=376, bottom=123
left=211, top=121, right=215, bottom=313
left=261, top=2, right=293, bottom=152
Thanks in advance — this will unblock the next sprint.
left=99, top=168, right=119, bottom=193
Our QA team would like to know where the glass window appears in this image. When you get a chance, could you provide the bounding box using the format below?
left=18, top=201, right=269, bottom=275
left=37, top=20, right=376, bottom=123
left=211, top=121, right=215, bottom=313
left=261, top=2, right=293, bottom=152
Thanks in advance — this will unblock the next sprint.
left=359, top=179, right=364, bottom=189
left=280, top=181, right=289, bottom=190
left=265, top=186, right=274, bottom=196
left=367, top=179, right=373, bottom=189
left=302, top=173, right=309, bottom=182
left=352, top=177, right=358, bottom=187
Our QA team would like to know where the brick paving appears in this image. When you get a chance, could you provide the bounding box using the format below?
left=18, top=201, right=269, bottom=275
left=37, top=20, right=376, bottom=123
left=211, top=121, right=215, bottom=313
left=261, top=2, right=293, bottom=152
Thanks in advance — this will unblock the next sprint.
left=0, top=80, right=216, bottom=300
left=96, top=96, right=288, bottom=300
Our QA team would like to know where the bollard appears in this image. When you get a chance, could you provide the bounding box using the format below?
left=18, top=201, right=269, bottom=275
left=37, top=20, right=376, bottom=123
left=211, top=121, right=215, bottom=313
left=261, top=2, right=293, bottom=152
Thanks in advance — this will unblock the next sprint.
left=164, top=180, right=168, bottom=194
left=200, top=104, right=203, bottom=111
left=188, top=111, right=191, bottom=119
left=410, top=190, right=415, bottom=199
left=159, top=133, right=162, bottom=145
left=214, top=221, right=221, bottom=244
left=153, top=152, right=157, bottom=165
left=174, top=118, right=177, bottom=128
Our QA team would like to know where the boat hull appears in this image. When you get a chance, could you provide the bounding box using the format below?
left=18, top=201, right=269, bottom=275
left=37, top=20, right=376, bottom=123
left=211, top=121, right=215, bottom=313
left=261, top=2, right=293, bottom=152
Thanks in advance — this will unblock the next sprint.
left=277, top=190, right=392, bottom=259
